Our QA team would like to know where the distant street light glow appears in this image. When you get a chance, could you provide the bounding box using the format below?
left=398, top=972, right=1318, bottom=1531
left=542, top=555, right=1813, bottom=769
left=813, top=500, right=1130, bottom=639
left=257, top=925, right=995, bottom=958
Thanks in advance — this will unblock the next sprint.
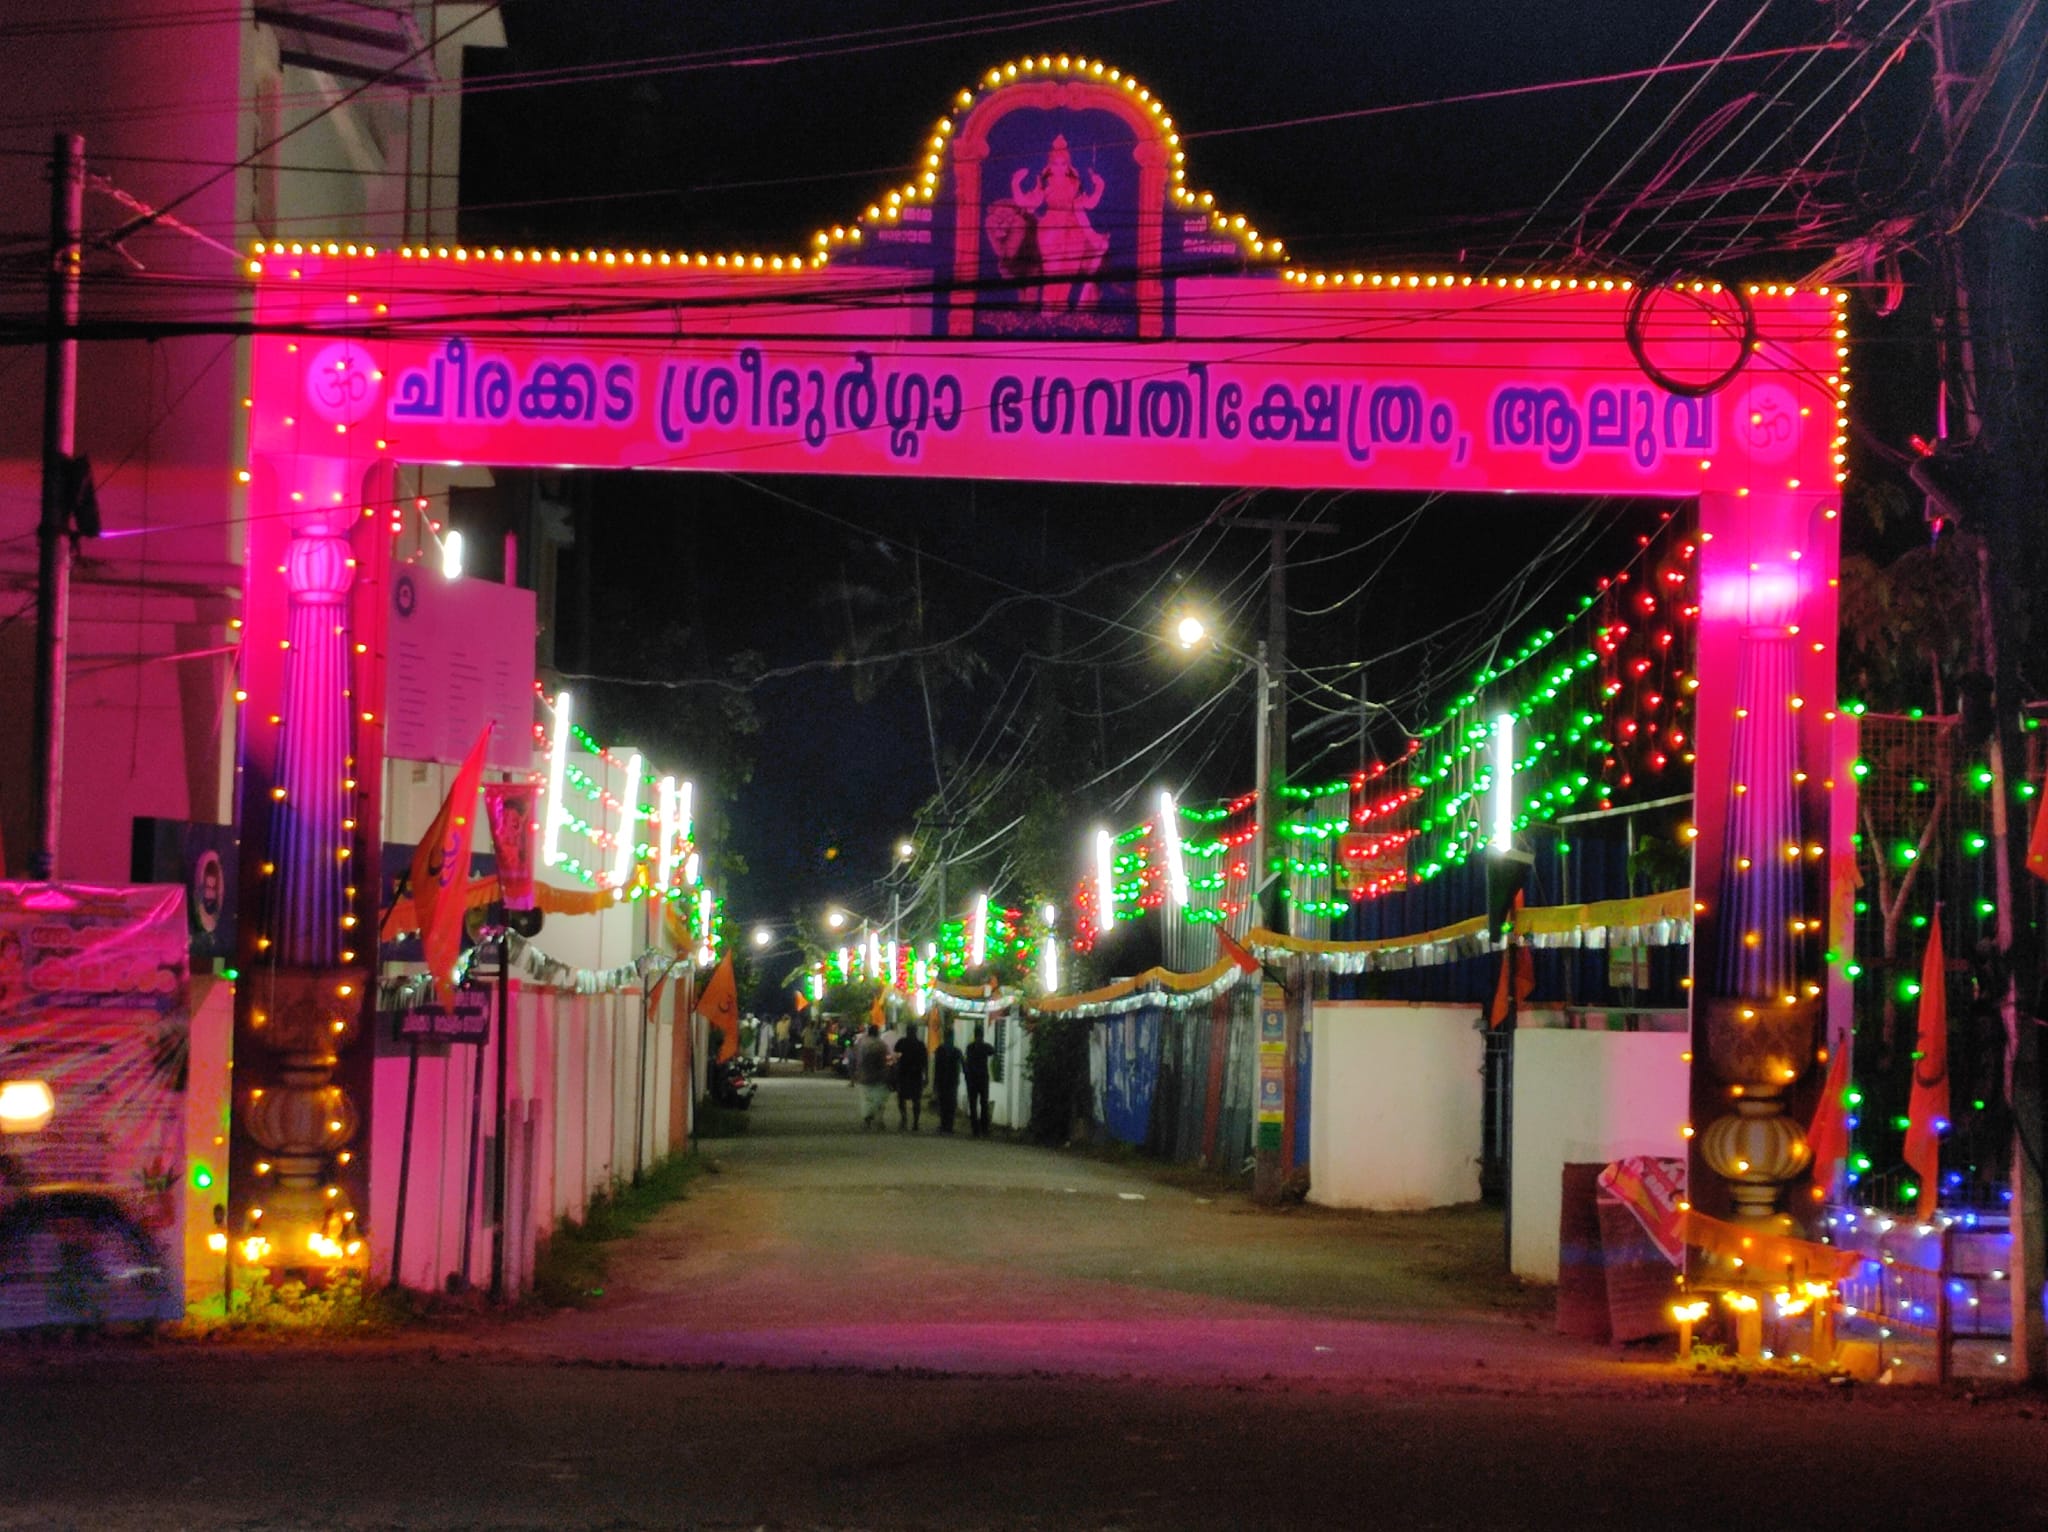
left=1174, top=613, right=1207, bottom=649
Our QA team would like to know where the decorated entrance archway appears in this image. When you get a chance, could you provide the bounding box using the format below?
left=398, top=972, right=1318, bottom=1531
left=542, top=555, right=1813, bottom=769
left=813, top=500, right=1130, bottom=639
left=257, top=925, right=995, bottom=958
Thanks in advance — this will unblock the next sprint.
left=234, top=56, right=1850, bottom=1281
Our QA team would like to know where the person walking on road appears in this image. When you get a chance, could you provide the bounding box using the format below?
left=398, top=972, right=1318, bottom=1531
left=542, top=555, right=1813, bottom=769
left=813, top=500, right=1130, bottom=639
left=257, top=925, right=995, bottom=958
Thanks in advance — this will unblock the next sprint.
left=965, top=1021, right=995, bottom=1137
left=852, top=1022, right=890, bottom=1130
left=930, top=1025, right=963, bottom=1134
left=893, top=1021, right=929, bottom=1132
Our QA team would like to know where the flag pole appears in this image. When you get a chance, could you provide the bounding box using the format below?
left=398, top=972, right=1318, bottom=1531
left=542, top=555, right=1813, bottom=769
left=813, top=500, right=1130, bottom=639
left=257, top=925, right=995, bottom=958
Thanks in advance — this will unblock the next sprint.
left=490, top=921, right=511, bottom=1301
left=389, top=1034, right=421, bottom=1292
left=458, top=982, right=487, bottom=1290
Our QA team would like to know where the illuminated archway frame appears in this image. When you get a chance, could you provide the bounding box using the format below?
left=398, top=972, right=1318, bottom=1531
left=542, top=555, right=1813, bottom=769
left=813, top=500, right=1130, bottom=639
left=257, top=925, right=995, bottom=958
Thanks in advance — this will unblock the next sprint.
left=236, top=55, right=1852, bottom=1253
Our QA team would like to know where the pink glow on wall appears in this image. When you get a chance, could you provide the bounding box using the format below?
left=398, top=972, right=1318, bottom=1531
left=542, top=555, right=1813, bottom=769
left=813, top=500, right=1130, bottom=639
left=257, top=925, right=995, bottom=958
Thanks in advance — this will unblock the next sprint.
left=1697, top=562, right=1801, bottom=626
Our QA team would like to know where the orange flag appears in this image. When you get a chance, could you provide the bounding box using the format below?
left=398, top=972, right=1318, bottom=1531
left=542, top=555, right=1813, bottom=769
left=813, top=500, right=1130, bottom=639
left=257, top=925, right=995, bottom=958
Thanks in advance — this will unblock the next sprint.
left=1217, top=926, right=1261, bottom=976
left=1902, top=911, right=1950, bottom=1220
left=411, top=725, right=492, bottom=998
left=2028, top=788, right=2048, bottom=881
left=868, top=987, right=887, bottom=1029
left=1804, top=1041, right=1853, bottom=1205
left=1486, top=891, right=1534, bottom=1028
left=695, top=955, right=739, bottom=1062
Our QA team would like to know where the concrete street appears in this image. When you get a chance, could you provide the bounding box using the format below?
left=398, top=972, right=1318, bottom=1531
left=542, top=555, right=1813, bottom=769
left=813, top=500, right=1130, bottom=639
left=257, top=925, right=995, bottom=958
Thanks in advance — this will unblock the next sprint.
left=4, top=1069, right=2047, bottom=1529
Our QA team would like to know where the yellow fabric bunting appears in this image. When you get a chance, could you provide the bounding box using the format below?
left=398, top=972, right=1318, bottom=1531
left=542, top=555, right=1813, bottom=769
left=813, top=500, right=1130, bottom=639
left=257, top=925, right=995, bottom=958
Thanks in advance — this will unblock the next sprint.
left=1514, top=887, right=1694, bottom=938
left=384, top=875, right=624, bottom=936
left=1028, top=952, right=1241, bottom=1015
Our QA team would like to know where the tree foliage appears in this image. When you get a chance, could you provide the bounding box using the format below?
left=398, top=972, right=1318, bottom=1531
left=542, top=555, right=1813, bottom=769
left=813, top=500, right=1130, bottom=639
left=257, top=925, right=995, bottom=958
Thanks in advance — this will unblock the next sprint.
left=1837, top=528, right=1981, bottom=712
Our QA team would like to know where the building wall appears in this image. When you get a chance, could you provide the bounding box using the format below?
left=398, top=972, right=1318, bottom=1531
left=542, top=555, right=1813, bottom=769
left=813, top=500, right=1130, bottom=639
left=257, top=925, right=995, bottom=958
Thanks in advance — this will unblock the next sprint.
left=1307, top=1001, right=1483, bottom=1211
left=1508, top=1026, right=1690, bottom=1282
left=0, top=3, right=500, bottom=881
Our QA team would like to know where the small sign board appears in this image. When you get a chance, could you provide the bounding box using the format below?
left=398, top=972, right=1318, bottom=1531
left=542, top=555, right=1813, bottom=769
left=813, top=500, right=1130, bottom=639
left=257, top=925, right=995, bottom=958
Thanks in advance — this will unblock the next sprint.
left=390, top=986, right=492, bottom=1043
left=1257, top=981, right=1286, bottom=1150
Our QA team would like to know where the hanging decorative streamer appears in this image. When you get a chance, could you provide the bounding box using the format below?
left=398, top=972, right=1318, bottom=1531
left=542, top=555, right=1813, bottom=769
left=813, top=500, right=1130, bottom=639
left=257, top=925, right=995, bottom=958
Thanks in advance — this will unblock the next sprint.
left=1024, top=951, right=1250, bottom=1018
left=931, top=980, right=1016, bottom=1019
left=378, top=937, right=686, bottom=1009
left=1247, top=887, right=1692, bottom=974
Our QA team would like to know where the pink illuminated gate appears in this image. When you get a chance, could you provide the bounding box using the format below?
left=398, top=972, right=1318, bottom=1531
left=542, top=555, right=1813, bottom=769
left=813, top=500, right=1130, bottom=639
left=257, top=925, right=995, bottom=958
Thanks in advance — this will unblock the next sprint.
left=233, top=57, right=1853, bottom=1269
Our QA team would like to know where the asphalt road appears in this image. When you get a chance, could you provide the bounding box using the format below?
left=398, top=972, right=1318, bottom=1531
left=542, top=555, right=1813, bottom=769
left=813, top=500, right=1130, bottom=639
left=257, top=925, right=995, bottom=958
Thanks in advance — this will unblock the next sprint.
left=4, top=1069, right=2047, bottom=1529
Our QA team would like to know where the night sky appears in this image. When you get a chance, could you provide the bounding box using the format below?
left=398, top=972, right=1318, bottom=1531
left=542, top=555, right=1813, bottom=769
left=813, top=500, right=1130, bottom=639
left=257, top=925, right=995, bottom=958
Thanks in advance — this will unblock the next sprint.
left=455, top=2, right=1930, bottom=950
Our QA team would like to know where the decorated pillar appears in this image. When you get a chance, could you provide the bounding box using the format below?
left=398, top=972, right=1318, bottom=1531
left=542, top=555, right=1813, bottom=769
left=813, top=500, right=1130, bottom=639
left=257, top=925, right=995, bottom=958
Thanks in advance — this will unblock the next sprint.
left=229, top=421, right=380, bottom=1270
left=270, top=504, right=355, bottom=961
left=1689, top=484, right=1847, bottom=1236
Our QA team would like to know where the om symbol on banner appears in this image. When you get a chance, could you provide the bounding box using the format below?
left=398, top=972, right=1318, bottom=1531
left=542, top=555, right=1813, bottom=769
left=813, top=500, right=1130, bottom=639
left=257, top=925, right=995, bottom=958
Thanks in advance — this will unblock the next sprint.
left=305, top=341, right=380, bottom=426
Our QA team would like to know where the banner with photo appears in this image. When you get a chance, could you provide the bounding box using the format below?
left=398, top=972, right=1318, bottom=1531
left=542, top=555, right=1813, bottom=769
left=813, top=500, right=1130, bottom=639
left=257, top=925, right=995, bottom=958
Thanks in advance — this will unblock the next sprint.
left=484, top=782, right=539, bottom=912
left=0, top=882, right=190, bottom=1326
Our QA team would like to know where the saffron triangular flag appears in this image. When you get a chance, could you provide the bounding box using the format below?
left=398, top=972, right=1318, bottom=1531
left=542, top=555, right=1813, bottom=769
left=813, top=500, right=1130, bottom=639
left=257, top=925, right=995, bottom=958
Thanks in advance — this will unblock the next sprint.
left=1217, top=926, right=1261, bottom=976
left=646, top=958, right=674, bottom=1017
left=1486, top=891, right=1533, bottom=1028
left=695, top=954, right=739, bottom=1062
left=411, top=724, right=492, bottom=999
left=1902, top=910, right=1950, bottom=1220
left=1804, top=1042, right=1853, bottom=1205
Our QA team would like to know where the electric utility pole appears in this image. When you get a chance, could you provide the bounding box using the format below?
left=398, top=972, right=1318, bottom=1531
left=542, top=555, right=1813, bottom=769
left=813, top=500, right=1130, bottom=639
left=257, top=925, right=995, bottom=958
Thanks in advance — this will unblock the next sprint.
left=1929, top=1, right=2047, bottom=1382
left=1219, top=516, right=1336, bottom=932
left=29, top=132, right=84, bottom=881
left=1223, top=516, right=1334, bottom=1205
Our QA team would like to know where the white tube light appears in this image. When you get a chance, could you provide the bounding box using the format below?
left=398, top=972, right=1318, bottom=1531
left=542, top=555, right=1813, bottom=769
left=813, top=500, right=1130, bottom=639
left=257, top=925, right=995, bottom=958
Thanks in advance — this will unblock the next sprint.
left=610, top=752, right=643, bottom=887
left=658, top=775, right=681, bottom=889
left=1159, top=791, right=1189, bottom=904
left=1490, top=714, right=1515, bottom=855
left=542, top=691, right=572, bottom=868
left=1095, top=828, right=1117, bottom=931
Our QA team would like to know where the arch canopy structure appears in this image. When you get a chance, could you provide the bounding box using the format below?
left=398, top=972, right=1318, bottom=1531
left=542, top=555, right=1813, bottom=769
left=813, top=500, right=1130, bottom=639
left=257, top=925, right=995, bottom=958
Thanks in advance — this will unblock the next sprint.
left=237, top=57, right=1854, bottom=1266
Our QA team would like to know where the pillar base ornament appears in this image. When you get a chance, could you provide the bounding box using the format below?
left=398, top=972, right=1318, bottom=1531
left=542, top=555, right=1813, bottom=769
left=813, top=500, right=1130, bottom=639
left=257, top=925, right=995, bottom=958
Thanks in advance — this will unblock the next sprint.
left=243, top=966, right=365, bottom=1266
left=1700, top=995, right=1817, bottom=1225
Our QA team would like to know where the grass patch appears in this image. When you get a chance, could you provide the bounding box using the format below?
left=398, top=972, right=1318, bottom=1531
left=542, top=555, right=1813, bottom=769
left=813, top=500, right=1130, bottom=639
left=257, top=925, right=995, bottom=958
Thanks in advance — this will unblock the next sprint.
left=533, top=1152, right=706, bottom=1308
left=177, top=1272, right=413, bottom=1338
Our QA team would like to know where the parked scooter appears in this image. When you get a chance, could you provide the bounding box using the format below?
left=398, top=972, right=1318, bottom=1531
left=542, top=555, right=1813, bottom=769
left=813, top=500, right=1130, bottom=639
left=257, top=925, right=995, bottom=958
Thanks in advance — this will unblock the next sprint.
left=709, top=1059, right=756, bottom=1110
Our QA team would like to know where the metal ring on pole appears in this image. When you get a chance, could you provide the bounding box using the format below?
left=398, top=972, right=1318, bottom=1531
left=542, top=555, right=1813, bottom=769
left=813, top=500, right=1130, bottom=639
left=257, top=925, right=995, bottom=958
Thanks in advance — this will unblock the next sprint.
left=1625, top=278, right=1757, bottom=398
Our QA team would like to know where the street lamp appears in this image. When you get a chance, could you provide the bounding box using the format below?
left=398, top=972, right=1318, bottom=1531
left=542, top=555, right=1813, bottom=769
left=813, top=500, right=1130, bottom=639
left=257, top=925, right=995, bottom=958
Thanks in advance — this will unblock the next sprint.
left=825, top=908, right=848, bottom=930
left=751, top=925, right=774, bottom=948
left=1171, top=611, right=1273, bottom=931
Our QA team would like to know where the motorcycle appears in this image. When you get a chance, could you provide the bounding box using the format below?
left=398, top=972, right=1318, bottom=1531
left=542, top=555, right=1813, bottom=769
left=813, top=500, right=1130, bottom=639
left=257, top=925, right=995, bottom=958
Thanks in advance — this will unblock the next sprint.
left=709, top=1059, right=756, bottom=1110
